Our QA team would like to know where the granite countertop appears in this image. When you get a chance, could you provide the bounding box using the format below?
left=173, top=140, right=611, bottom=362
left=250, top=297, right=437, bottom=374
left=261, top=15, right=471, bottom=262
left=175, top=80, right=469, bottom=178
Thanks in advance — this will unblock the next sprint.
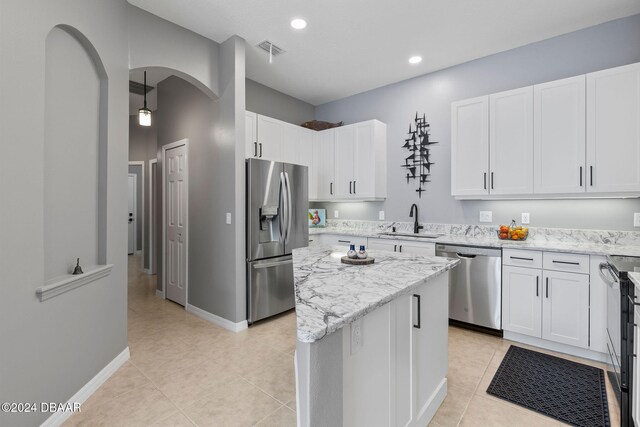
left=293, top=245, right=459, bottom=343
left=309, top=228, right=640, bottom=257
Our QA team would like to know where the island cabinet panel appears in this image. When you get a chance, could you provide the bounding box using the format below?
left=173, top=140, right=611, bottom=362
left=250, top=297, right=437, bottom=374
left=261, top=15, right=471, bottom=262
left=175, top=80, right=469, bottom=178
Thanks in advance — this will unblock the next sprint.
left=392, top=273, right=449, bottom=426
left=367, top=238, right=436, bottom=256
left=342, top=303, right=392, bottom=427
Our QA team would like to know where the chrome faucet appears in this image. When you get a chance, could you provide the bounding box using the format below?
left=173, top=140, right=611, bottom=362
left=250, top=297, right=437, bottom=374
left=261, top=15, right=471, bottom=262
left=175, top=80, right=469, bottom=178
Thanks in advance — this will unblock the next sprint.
left=409, top=204, right=424, bottom=234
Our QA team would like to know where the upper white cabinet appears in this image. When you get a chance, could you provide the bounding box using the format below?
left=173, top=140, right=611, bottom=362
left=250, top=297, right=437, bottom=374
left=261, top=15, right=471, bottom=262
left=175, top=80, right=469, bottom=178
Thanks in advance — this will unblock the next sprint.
left=313, top=120, right=387, bottom=201
left=245, top=111, right=258, bottom=158
left=586, top=62, right=640, bottom=193
left=533, top=75, right=586, bottom=194
left=489, top=87, right=534, bottom=195
left=255, top=114, right=283, bottom=161
left=452, top=61, right=640, bottom=198
left=451, top=96, right=489, bottom=196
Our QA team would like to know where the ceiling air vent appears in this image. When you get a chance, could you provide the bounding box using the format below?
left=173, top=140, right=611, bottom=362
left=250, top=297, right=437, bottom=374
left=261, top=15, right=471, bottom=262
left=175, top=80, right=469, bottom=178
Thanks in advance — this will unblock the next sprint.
left=257, top=40, right=285, bottom=56
left=129, top=80, right=154, bottom=95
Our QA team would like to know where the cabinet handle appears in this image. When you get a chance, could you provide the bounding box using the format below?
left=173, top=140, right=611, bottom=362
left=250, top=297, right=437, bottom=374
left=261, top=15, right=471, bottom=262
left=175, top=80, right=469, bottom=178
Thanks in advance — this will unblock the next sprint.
left=510, top=256, right=533, bottom=261
left=546, top=277, right=549, bottom=298
left=491, top=172, right=494, bottom=190
left=399, top=245, right=402, bottom=253
left=254, top=142, right=257, bottom=157
left=579, top=166, right=583, bottom=187
left=590, top=166, right=593, bottom=186
left=259, top=143, right=263, bottom=158
left=338, top=240, right=351, bottom=244
left=413, top=294, right=421, bottom=329
left=330, top=182, right=333, bottom=195
left=394, top=244, right=397, bottom=252
left=552, top=260, right=580, bottom=266
left=353, top=181, right=356, bottom=194
left=484, top=172, right=487, bottom=190
left=536, top=276, right=539, bottom=297
left=349, top=181, right=353, bottom=194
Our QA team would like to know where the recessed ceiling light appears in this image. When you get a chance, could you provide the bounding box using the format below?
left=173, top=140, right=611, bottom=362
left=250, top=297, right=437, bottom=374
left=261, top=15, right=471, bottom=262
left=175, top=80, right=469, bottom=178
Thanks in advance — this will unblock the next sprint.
left=291, top=18, right=307, bottom=30
left=408, top=56, right=422, bottom=65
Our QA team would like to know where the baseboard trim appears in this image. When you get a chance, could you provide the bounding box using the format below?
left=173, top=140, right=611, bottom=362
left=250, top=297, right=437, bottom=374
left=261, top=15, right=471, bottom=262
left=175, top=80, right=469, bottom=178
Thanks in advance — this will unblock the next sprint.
left=41, top=347, right=130, bottom=427
left=155, top=289, right=164, bottom=299
left=417, top=378, right=447, bottom=426
left=186, top=304, right=248, bottom=332
left=503, top=331, right=608, bottom=363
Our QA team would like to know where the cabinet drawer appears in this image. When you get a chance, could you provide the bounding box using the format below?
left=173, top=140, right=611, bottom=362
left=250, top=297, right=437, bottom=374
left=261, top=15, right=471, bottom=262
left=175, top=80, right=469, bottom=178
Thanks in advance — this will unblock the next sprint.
left=543, top=252, right=590, bottom=274
left=503, top=249, right=542, bottom=268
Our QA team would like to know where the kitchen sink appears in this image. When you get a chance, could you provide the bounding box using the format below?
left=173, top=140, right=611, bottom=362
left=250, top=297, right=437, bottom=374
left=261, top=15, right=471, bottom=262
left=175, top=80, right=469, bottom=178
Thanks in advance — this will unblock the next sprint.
left=378, top=232, right=444, bottom=239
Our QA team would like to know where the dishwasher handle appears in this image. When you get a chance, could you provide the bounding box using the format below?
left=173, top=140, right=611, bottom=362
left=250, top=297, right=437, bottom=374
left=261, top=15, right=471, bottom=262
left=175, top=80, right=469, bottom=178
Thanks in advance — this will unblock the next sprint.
left=456, top=253, right=477, bottom=259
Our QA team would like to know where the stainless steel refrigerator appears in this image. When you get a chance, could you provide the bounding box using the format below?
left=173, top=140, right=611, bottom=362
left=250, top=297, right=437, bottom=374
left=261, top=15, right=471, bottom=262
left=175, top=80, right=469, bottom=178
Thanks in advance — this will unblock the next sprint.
left=246, top=158, right=308, bottom=324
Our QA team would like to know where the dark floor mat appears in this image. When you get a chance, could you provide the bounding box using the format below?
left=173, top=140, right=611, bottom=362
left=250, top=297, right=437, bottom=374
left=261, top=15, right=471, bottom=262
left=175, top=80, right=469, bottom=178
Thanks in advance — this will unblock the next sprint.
left=486, top=345, right=610, bottom=427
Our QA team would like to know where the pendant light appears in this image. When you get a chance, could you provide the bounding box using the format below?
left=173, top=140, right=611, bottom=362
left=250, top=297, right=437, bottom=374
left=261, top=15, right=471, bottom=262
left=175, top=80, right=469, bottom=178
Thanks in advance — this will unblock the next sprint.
left=138, top=71, right=151, bottom=126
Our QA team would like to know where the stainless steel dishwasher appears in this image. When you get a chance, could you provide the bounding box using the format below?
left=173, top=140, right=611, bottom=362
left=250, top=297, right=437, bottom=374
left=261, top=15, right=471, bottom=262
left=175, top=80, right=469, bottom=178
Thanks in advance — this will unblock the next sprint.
left=436, top=244, right=502, bottom=331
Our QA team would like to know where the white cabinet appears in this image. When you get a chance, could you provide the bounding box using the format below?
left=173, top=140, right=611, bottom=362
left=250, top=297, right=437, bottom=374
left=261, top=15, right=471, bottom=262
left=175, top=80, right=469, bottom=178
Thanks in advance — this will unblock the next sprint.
left=333, top=121, right=387, bottom=200
left=394, top=274, right=448, bottom=426
left=489, top=87, right=534, bottom=195
left=282, top=124, right=313, bottom=167
left=312, top=129, right=336, bottom=200
left=367, top=237, right=436, bottom=256
left=587, top=62, right=640, bottom=193
left=245, top=111, right=258, bottom=158
left=503, top=250, right=592, bottom=352
left=320, top=234, right=367, bottom=249
left=542, top=270, right=590, bottom=348
left=533, top=75, right=586, bottom=194
left=589, top=256, right=609, bottom=354
left=255, top=114, right=283, bottom=161
left=502, top=265, right=542, bottom=338
left=451, top=96, right=489, bottom=196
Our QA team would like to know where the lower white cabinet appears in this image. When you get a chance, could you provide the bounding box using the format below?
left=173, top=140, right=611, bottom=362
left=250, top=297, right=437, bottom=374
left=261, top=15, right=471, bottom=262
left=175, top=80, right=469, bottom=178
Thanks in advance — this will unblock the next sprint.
left=318, top=234, right=367, bottom=249
left=542, top=270, right=589, bottom=348
left=503, top=252, right=592, bottom=351
left=367, top=237, right=435, bottom=256
left=502, top=265, right=542, bottom=337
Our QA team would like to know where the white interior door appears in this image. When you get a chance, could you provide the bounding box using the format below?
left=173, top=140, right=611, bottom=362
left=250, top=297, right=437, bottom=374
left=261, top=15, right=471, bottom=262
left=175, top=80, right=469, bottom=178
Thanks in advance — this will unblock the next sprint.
left=165, top=144, right=187, bottom=306
left=127, top=173, right=136, bottom=255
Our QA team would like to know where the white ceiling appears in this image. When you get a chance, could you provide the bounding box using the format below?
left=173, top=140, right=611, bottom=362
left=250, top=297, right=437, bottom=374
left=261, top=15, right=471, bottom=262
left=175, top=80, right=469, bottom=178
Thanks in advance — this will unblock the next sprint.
left=128, top=0, right=640, bottom=106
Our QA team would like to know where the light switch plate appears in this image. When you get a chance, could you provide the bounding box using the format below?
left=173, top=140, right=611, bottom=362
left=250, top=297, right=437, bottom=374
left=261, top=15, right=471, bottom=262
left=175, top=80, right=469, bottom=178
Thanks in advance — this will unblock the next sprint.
left=479, top=211, right=492, bottom=223
left=226, top=213, right=231, bottom=224
left=379, top=211, right=385, bottom=220
left=351, top=318, right=363, bottom=355
left=634, top=213, right=640, bottom=227
left=334, top=210, right=339, bottom=219
left=521, top=213, right=530, bottom=224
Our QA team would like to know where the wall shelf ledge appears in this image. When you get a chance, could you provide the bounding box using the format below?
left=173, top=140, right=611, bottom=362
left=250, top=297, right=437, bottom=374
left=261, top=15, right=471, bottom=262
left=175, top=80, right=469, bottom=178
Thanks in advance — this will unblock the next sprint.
left=37, top=264, right=113, bottom=302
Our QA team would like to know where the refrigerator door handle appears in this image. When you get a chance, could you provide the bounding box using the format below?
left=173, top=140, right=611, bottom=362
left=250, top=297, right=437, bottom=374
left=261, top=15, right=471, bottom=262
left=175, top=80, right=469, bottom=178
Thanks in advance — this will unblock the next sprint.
left=279, top=172, right=286, bottom=245
left=285, top=172, right=293, bottom=244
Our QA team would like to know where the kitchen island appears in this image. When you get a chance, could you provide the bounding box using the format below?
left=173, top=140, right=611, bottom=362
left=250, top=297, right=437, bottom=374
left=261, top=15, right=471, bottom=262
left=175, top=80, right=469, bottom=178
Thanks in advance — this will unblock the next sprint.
left=293, top=245, right=459, bottom=427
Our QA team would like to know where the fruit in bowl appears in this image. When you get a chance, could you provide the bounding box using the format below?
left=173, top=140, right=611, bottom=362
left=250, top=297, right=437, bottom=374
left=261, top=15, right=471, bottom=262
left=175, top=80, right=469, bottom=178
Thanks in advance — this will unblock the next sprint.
left=498, top=220, right=528, bottom=241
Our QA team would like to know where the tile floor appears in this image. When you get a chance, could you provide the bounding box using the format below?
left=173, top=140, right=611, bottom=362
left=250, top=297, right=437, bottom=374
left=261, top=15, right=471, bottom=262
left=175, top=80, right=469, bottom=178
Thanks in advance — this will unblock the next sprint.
left=67, top=254, right=619, bottom=426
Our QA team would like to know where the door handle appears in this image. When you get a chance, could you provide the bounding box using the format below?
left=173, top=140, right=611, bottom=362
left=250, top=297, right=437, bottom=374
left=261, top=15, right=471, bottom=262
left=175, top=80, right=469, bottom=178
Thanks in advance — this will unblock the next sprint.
left=284, top=172, right=293, bottom=244
left=546, top=277, right=549, bottom=298
left=579, top=166, right=583, bottom=187
left=338, top=240, right=351, bottom=244
left=279, top=172, right=286, bottom=245
left=484, top=172, right=487, bottom=190
left=536, top=276, right=539, bottom=297
left=456, top=253, right=477, bottom=259
left=330, top=182, right=333, bottom=195
left=413, top=294, right=421, bottom=329
left=491, top=172, right=494, bottom=190
left=599, top=262, right=619, bottom=285
left=353, top=181, right=356, bottom=194
left=394, top=244, right=397, bottom=252
left=510, top=256, right=533, bottom=261
left=254, top=142, right=257, bottom=157
left=259, top=143, right=263, bottom=158
left=399, top=245, right=402, bottom=253
left=349, top=181, right=352, bottom=194
left=590, top=165, right=593, bottom=186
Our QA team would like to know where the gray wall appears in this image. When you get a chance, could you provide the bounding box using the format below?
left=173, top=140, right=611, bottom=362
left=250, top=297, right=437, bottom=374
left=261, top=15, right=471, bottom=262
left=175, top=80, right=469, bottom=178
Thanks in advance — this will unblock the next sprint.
left=315, top=14, right=640, bottom=231
left=246, top=78, right=315, bottom=124
left=129, top=115, right=158, bottom=269
left=0, top=1, right=129, bottom=426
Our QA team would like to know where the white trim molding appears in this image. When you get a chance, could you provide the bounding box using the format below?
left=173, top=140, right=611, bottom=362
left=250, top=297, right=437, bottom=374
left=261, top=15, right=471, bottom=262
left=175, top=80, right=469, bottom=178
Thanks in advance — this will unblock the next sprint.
left=155, top=289, right=165, bottom=299
left=148, top=158, right=158, bottom=275
left=41, top=347, right=130, bottom=427
left=186, top=304, right=248, bottom=332
left=36, top=265, right=113, bottom=302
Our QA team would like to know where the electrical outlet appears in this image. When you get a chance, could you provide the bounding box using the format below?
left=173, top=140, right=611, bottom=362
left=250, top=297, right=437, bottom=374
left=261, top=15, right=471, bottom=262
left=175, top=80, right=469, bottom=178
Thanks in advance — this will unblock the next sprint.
left=226, top=213, right=231, bottom=225
left=479, top=211, right=492, bottom=223
left=521, top=213, right=530, bottom=224
left=379, top=211, right=385, bottom=220
left=334, top=210, right=339, bottom=219
left=351, top=318, right=363, bottom=355
left=634, top=213, right=640, bottom=227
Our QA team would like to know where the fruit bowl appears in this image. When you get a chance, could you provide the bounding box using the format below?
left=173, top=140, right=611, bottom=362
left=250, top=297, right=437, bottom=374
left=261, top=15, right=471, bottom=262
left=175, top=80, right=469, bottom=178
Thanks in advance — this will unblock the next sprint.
left=498, top=221, right=528, bottom=241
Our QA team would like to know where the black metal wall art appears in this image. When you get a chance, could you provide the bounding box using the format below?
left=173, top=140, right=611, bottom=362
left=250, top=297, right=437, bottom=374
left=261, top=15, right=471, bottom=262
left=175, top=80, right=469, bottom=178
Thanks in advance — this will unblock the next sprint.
left=401, top=112, right=438, bottom=197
